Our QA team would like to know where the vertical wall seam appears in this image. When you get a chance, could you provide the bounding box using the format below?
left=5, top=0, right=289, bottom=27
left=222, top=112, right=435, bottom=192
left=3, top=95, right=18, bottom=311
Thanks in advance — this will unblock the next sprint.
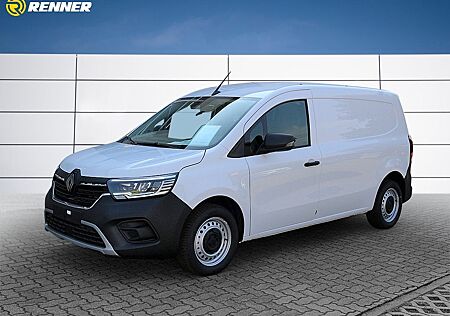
left=72, top=54, right=78, bottom=153
left=227, top=54, right=230, bottom=85
left=378, top=54, right=382, bottom=89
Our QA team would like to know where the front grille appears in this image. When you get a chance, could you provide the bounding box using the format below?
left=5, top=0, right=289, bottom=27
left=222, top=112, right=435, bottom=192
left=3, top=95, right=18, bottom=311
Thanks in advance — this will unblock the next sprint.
left=45, top=212, right=105, bottom=248
left=53, top=168, right=109, bottom=208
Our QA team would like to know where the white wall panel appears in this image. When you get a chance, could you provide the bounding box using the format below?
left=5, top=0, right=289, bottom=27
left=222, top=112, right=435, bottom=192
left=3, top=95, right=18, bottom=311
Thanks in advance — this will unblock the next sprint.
left=77, top=55, right=228, bottom=80
left=0, top=54, right=76, bottom=79
left=0, top=81, right=75, bottom=112
left=0, top=146, right=72, bottom=177
left=229, top=55, right=379, bottom=80
left=76, top=80, right=219, bottom=112
left=412, top=178, right=450, bottom=194
left=411, top=146, right=450, bottom=177
left=0, top=179, right=52, bottom=194
left=0, top=54, right=450, bottom=194
left=405, top=113, right=450, bottom=144
left=381, top=55, right=450, bottom=80
left=381, top=81, right=450, bottom=112
left=0, top=113, right=73, bottom=144
left=75, top=145, right=97, bottom=152
left=75, top=113, right=150, bottom=144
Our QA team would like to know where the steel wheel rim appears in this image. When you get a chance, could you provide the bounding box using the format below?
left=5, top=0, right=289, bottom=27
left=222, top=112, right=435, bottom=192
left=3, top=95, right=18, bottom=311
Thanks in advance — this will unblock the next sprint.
left=381, top=188, right=399, bottom=222
left=194, top=217, right=231, bottom=267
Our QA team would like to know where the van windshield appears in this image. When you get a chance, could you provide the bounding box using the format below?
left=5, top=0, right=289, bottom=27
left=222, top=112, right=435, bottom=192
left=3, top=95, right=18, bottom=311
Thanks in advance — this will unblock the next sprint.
left=120, top=96, right=259, bottom=150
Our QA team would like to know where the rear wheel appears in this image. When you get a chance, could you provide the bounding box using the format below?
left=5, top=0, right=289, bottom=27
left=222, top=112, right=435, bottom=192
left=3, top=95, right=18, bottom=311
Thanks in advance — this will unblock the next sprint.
left=366, top=180, right=402, bottom=229
left=177, top=203, right=238, bottom=275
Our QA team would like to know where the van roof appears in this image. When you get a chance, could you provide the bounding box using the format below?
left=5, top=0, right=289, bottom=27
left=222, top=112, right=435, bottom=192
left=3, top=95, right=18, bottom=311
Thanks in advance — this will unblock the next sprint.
left=183, top=82, right=396, bottom=101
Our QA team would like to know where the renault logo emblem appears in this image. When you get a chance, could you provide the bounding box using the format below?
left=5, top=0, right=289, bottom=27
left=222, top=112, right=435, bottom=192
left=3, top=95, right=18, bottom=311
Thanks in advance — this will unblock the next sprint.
left=66, top=173, right=75, bottom=192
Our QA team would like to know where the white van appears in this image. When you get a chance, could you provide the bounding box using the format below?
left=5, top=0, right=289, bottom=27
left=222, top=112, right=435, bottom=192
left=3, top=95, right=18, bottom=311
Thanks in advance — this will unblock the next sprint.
left=44, top=82, right=413, bottom=275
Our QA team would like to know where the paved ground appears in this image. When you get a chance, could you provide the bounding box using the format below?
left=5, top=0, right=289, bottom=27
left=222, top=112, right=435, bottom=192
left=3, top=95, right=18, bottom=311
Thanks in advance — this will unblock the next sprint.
left=0, top=194, right=449, bottom=315
left=387, top=283, right=450, bottom=315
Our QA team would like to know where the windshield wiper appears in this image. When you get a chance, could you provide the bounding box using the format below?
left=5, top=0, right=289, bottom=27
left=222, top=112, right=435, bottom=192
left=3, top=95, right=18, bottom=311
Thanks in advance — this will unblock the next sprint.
left=122, top=135, right=137, bottom=145
left=136, top=141, right=186, bottom=149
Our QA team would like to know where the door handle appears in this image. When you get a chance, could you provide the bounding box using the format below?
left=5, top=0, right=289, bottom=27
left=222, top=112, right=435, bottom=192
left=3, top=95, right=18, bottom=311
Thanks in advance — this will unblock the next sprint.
left=304, top=160, right=320, bottom=167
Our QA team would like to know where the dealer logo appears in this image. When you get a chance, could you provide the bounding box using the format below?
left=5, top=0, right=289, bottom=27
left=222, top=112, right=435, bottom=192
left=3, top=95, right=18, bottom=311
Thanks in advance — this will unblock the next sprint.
left=5, top=0, right=92, bottom=16
left=6, top=0, right=26, bottom=16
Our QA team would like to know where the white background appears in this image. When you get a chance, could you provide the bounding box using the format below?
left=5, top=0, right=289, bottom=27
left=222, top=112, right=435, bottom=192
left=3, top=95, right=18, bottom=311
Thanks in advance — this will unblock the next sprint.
left=0, top=54, right=448, bottom=193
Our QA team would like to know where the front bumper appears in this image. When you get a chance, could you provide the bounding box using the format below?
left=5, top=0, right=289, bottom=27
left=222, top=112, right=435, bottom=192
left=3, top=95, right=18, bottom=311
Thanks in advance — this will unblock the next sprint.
left=44, top=189, right=192, bottom=257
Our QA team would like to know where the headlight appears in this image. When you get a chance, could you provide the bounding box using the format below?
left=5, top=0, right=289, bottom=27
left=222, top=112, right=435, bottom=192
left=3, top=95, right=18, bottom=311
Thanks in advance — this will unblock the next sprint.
left=107, top=173, right=177, bottom=200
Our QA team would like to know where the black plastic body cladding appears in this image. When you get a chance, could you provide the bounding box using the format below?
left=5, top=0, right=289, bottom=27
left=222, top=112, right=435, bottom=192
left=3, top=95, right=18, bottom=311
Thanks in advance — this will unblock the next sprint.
left=45, top=189, right=192, bottom=257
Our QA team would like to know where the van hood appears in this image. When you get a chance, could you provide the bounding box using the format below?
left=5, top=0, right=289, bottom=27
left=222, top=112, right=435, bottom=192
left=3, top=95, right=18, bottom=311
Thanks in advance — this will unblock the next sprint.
left=59, top=142, right=205, bottom=178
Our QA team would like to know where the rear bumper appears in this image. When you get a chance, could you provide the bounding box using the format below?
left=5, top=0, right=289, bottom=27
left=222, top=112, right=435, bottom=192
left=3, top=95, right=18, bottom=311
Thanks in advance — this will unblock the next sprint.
left=404, top=166, right=412, bottom=202
left=44, top=189, right=192, bottom=257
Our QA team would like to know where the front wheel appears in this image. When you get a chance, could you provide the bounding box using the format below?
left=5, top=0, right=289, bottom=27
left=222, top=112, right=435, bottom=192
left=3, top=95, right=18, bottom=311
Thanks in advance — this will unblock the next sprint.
left=366, top=180, right=403, bottom=229
left=177, top=204, right=238, bottom=275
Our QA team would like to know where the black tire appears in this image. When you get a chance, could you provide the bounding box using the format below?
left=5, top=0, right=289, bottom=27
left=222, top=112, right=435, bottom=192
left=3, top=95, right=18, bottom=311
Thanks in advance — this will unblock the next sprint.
left=366, top=180, right=403, bottom=229
left=177, top=203, right=239, bottom=275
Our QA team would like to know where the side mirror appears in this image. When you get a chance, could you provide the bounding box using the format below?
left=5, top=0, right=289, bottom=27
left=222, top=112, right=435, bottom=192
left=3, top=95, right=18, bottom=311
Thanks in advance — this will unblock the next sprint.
left=262, top=133, right=296, bottom=153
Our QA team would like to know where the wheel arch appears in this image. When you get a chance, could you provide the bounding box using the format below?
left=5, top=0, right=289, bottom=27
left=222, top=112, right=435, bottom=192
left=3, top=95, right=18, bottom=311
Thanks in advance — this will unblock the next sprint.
left=372, top=170, right=406, bottom=209
left=384, top=171, right=406, bottom=198
left=193, top=195, right=245, bottom=242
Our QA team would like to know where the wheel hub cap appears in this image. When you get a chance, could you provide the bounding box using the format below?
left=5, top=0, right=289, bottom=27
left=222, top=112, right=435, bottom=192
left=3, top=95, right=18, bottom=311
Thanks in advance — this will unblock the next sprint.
left=203, top=229, right=222, bottom=254
left=385, top=196, right=395, bottom=214
left=194, top=217, right=231, bottom=267
left=381, top=188, right=399, bottom=223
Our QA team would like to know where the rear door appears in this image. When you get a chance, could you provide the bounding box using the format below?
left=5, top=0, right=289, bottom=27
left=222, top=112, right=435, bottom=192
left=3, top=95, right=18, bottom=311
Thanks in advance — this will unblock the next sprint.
left=244, top=91, right=321, bottom=236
